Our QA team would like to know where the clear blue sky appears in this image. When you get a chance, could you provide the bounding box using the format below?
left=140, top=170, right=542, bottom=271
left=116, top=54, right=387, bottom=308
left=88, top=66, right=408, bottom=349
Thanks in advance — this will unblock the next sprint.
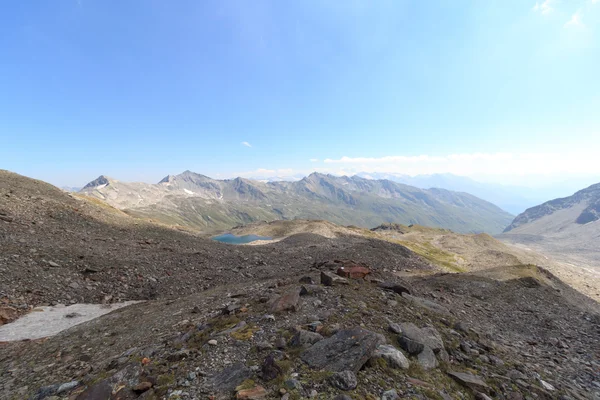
left=1, top=0, right=599, bottom=186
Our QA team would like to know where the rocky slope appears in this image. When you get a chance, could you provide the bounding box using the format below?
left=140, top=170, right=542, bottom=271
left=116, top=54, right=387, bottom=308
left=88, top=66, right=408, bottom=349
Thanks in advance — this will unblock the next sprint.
left=227, top=220, right=600, bottom=303
left=1, top=171, right=599, bottom=400
left=500, top=183, right=600, bottom=269
left=80, top=171, right=514, bottom=234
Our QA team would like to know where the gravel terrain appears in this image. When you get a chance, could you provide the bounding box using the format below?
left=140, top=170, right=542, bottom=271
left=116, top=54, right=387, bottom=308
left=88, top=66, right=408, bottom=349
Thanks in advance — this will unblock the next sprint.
left=0, top=170, right=599, bottom=400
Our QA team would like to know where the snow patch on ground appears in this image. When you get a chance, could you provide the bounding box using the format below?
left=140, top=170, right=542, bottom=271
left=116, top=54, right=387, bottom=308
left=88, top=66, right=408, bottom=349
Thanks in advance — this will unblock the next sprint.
left=0, top=302, right=140, bottom=341
left=184, top=189, right=195, bottom=195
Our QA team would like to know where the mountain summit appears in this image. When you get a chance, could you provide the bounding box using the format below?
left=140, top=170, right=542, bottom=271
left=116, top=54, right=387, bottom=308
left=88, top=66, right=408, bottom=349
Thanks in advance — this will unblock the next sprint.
left=80, top=171, right=513, bottom=234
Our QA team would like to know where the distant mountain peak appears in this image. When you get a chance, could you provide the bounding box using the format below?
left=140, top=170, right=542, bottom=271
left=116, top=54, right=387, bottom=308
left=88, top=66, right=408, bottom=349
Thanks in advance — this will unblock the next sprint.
left=82, top=175, right=113, bottom=189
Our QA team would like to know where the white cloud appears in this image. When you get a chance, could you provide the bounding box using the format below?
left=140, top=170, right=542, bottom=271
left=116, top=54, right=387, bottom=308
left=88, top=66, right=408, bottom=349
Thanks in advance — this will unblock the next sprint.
left=592, top=0, right=599, bottom=4
left=321, top=152, right=600, bottom=185
left=241, top=141, right=252, bottom=148
left=533, top=0, right=554, bottom=14
left=309, top=158, right=319, bottom=162
left=565, top=11, right=585, bottom=27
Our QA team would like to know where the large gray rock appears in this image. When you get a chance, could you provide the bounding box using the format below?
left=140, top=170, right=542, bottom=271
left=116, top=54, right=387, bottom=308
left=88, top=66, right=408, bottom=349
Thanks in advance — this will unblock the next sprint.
left=417, top=346, right=438, bottom=370
left=212, top=363, right=253, bottom=393
left=371, top=345, right=410, bottom=369
left=398, top=323, right=444, bottom=353
left=447, top=371, right=489, bottom=392
left=398, top=336, right=424, bottom=355
left=320, top=271, right=349, bottom=286
left=329, top=370, right=358, bottom=391
left=301, top=327, right=386, bottom=373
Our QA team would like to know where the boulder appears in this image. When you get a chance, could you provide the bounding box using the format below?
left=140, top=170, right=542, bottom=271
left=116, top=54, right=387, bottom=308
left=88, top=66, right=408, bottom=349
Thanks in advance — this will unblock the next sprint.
left=417, top=346, right=438, bottom=370
left=329, top=370, right=358, bottom=391
left=337, top=265, right=371, bottom=279
left=270, top=288, right=301, bottom=313
left=320, top=271, right=349, bottom=286
left=447, top=371, right=489, bottom=392
left=371, top=345, right=409, bottom=369
left=398, top=336, right=424, bottom=355
left=212, top=364, right=253, bottom=393
left=399, top=323, right=444, bottom=353
left=301, top=327, right=386, bottom=373
left=378, top=282, right=411, bottom=295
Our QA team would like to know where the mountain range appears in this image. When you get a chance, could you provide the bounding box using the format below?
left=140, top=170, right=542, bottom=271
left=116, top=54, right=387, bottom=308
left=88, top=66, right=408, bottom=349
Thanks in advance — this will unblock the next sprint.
left=354, top=172, right=600, bottom=215
left=500, top=182, right=600, bottom=268
left=79, top=171, right=514, bottom=234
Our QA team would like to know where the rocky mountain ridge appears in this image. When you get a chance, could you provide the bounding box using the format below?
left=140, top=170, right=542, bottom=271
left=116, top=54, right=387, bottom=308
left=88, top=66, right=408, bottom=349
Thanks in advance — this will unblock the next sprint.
left=504, top=183, right=600, bottom=232
left=500, top=182, right=600, bottom=269
left=80, top=171, right=514, bottom=234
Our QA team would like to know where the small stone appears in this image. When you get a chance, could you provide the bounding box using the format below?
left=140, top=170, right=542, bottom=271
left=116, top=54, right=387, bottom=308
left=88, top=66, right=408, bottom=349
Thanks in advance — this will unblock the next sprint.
left=256, top=341, right=273, bottom=352
left=507, top=369, right=527, bottom=381
left=329, top=370, right=357, bottom=391
left=275, top=337, right=287, bottom=349
left=57, top=381, right=80, bottom=395
left=236, top=385, right=267, bottom=399
left=475, top=393, right=493, bottom=400
left=270, top=287, right=302, bottom=313
left=320, top=271, right=348, bottom=286
left=381, top=389, right=399, bottom=400
left=388, top=322, right=402, bottom=334
left=284, top=379, right=301, bottom=390
left=48, top=261, right=60, bottom=267
left=378, top=282, right=411, bottom=295
left=371, top=344, right=410, bottom=369
left=133, top=381, right=153, bottom=393
left=539, top=379, right=555, bottom=391
left=261, top=354, right=282, bottom=381
left=208, top=339, right=218, bottom=346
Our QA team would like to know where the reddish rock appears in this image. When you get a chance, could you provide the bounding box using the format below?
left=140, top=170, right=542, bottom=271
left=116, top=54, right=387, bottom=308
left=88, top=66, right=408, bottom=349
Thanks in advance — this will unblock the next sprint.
left=336, top=265, right=371, bottom=279
left=236, top=385, right=267, bottom=399
left=0, top=306, right=18, bottom=326
left=133, top=381, right=153, bottom=393
left=269, top=287, right=301, bottom=313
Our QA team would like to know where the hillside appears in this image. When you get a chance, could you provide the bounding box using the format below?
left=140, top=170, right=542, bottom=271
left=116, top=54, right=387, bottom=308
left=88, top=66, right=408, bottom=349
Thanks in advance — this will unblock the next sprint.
left=1, top=171, right=599, bottom=399
left=226, top=220, right=600, bottom=303
left=500, top=183, right=600, bottom=268
left=80, top=171, right=514, bottom=234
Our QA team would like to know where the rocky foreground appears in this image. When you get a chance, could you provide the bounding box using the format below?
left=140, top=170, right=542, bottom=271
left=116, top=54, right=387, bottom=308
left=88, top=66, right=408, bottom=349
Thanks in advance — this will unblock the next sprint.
left=0, top=171, right=599, bottom=399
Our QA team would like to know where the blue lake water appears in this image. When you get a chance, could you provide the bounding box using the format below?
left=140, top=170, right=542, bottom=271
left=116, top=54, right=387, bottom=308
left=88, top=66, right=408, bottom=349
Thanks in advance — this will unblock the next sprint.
left=212, top=233, right=273, bottom=245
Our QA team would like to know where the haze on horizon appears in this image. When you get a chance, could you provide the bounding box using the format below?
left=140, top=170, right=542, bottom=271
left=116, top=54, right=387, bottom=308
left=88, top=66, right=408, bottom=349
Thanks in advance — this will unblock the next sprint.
left=1, top=1, right=599, bottom=189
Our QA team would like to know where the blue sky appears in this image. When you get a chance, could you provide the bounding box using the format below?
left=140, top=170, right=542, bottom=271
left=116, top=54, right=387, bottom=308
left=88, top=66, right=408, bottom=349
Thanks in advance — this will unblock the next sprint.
left=1, top=0, right=599, bottom=187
